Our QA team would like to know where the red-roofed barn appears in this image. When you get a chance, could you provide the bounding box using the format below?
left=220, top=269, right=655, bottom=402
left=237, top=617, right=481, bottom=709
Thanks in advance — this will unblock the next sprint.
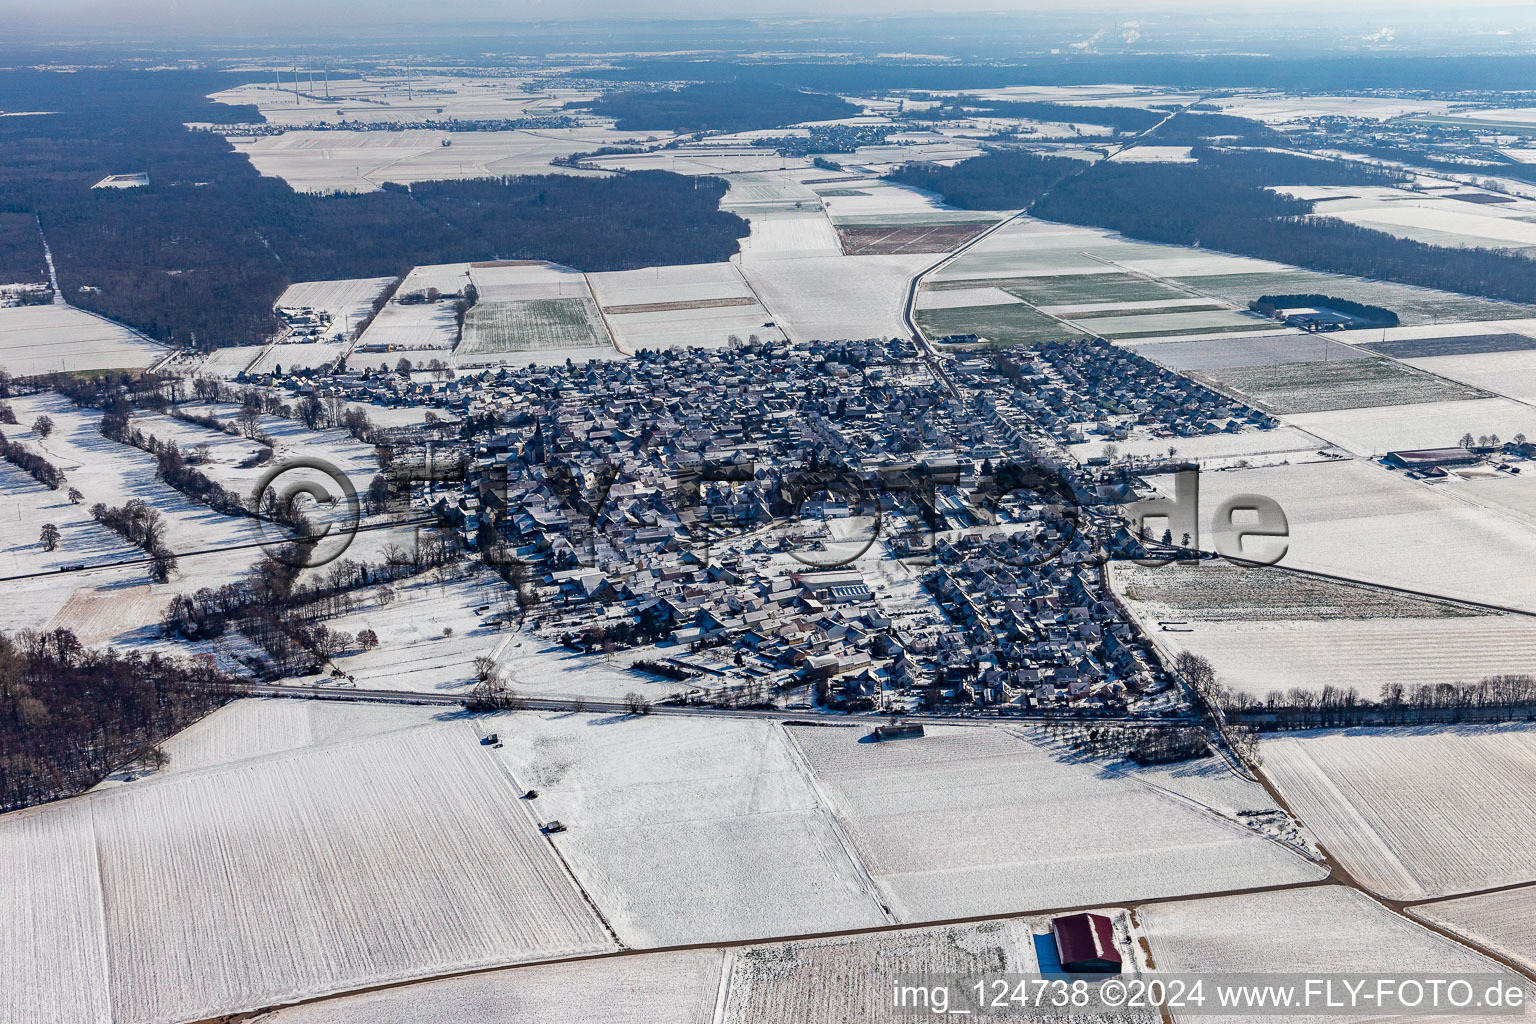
left=1052, top=912, right=1122, bottom=974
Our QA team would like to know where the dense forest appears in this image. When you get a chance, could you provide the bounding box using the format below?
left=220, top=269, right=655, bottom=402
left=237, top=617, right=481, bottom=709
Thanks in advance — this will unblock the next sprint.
left=886, top=150, right=1085, bottom=210
left=580, top=82, right=859, bottom=134
left=0, top=70, right=749, bottom=348
left=1029, top=148, right=1536, bottom=306
left=0, top=211, right=46, bottom=286
left=0, top=629, right=234, bottom=809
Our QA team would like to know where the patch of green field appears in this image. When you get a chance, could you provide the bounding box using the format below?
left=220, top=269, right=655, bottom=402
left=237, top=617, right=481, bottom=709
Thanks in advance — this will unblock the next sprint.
left=1000, top=272, right=1190, bottom=306
left=1066, top=303, right=1230, bottom=317
left=1095, top=322, right=1281, bottom=341
left=918, top=302, right=1084, bottom=347
left=1172, top=272, right=1536, bottom=326
left=458, top=297, right=611, bottom=355
left=1198, top=357, right=1488, bottom=414
left=1070, top=308, right=1271, bottom=339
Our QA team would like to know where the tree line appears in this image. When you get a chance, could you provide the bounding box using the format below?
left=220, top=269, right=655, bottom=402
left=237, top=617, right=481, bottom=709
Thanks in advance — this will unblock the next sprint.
left=886, top=150, right=1086, bottom=211
left=0, top=628, right=237, bottom=810
left=0, top=427, right=64, bottom=489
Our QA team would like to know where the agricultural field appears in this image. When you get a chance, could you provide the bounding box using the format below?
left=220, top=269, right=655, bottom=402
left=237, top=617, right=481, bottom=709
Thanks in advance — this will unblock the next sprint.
left=1143, top=887, right=1503, bottom=1024
left=1152, top=458, right=1536, bottom=612
left=587, top=261, right=774, bottom=351
left=722, top=920, right=1039, bottom=1024
left=787, top=722, right=1325, bottom=922
left=0, top=304, right=163, bottom=378
left=837, top=221, right=992, bottom=256
left=1, top=722, right=613, bottom=1024
left=1262, top=728, right=1536, bottom=899
left=1132, top=612, right=1536, bottom=699
left=458, top=297, right=614, bottom=359
left=1110, top=562, right=1485, bottom=623
left=734, top=208, right=845, bottom=260
left=145, top=698, right=446, bottom=777
left=273, top=277, right=393, bottom=340
left=489, top=714, right=890, bottom=946
left=225, top=128, right=621, bottom=193
left=1127, top=331, right=1368, bottom=371
left=740, top=253, right=930, bottom=341
left=914, top=285, right=1024, bottom=311
left=1362, top=328, right=1536, bottom=360
left=1414, top=885, right=1536, bottom=975
left=263, top=949, right=723, bottom=1024
left=917, top=301, right=1081, bottom=347
left=468, top=260, right=591, bottom=302
left=1401, top=347, right=1536, bottom=404
left=1066, top=425, right=1327, bottom=465
left=1285, top=396, right=1536, bottom=455
left=1066, top=307, right=1273, bottom=340
left=1196, top=357, right=1485, bottom=414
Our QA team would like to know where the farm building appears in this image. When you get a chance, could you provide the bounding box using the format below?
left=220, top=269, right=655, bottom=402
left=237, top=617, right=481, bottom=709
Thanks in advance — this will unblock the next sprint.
left=1384, top=447, right=1480, bottom=470
left=1051, top=912, right=1122, bottom=974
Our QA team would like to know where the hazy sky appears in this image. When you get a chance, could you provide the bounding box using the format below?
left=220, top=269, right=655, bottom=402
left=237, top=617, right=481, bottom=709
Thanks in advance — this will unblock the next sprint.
left=8, top=0, right=1536, bottom=44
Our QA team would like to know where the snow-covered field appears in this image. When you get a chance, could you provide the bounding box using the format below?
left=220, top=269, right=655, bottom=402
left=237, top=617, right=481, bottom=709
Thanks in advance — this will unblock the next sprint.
left=1404, top=347, right=1536, bottom=404
left=263, top=949, right=722, bottom=1024
left=723, top=920, right=1038, bottom=1024
left=587, top=262, right=774, bottom=351
left=489, top=713, right=890, bottom=946
left=1263, top=727, right=1536, bottom=899
left=226, top=128, right=619, bottom=192
left=1285, top=396, right=1536, bottom=456
left=0, top=304, right=163, bottom=377
left=148, top=698, right=446, bottom=775
left=3, top=722, right=613, bottom=1024
left=193, top=344, right=264, bottom=377
left=1151, top=458, right=1536, bottom=612
left=1127, top=332, right=1368, bottom=370
left=789, top=722, right=1325, bottom=921
left=1198, top=357, right=1484, bottom=414
left=1414, top=884, right=1536, bottom=975
left=1139, top=614, right=1536, bottom=699
left=740, top=253, right=930, bottom=341
left=1143, top=887, right=1502, bottom=1024
left=735, top=208, right=845, bottom=259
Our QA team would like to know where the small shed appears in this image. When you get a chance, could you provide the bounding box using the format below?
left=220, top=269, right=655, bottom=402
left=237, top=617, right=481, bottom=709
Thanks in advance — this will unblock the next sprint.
left=1051, top=912, right=1121, bottom=974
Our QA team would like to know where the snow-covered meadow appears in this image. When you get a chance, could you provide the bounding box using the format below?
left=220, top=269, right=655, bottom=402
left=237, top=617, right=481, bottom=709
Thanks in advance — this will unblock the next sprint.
left=2, top=721, right=614, bottom=1024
